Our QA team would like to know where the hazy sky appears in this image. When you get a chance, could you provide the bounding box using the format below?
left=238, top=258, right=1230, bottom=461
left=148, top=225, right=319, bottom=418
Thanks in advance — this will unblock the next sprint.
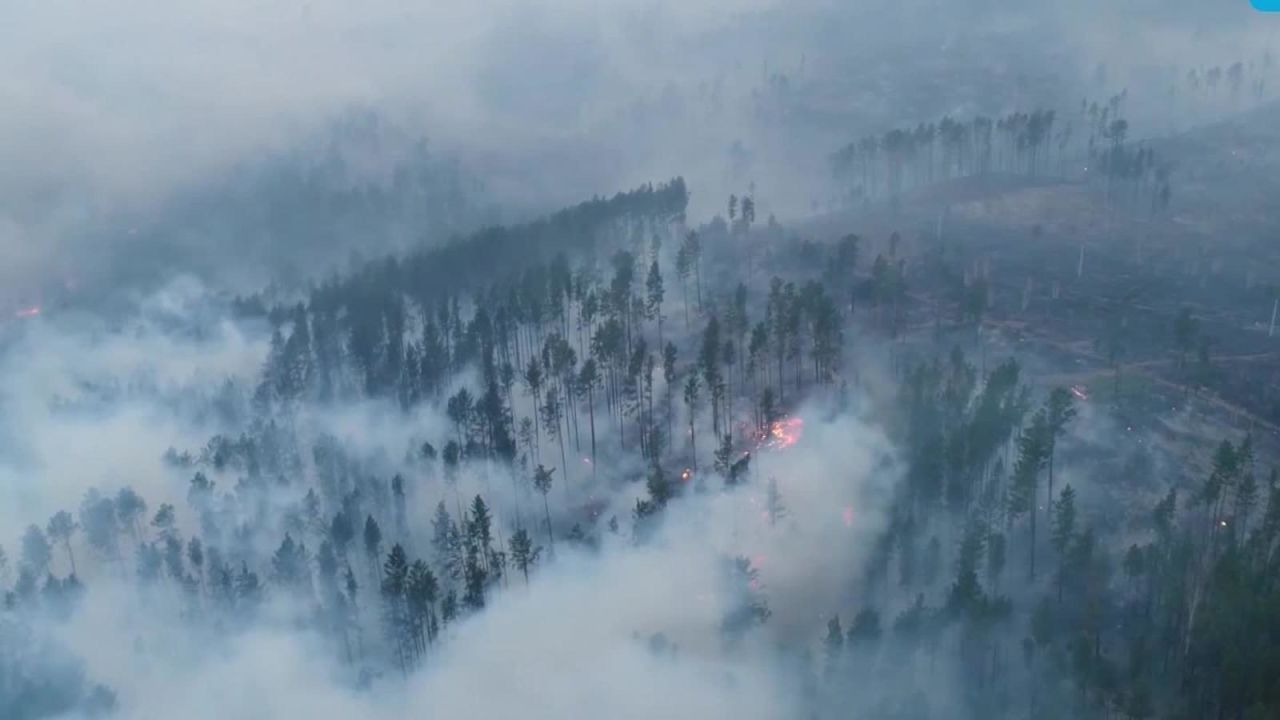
left=3, top=0, right=1276, bottom=305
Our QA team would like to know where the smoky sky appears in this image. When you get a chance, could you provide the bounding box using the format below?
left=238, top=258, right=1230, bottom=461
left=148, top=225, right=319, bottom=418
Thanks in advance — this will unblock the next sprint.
left=4, top=0, right=1276, bottom=306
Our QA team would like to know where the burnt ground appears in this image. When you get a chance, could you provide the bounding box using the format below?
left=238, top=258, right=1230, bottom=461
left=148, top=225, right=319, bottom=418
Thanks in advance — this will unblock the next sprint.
left=746, top=104, right=1280, bottom=499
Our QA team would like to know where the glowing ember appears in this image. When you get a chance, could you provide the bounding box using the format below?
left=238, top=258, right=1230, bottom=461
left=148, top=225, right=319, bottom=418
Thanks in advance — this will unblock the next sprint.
left=756, top=416, right=803, bottom=451
left=1070, top=385, right=1089, bottom=401
left=13, top=305, right=40, bottom=319
left=680, top=468, right=692, bottom=482
left=842, top=506, right=855, bottom=527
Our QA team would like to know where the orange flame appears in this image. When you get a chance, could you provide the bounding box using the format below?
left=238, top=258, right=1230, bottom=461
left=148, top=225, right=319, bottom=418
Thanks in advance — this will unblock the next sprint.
left=755, top=416, right=803, bottom=451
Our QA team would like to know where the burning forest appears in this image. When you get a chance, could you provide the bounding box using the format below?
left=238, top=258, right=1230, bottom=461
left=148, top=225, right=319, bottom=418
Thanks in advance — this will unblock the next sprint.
left=2, top=2, right=1280, bottom=719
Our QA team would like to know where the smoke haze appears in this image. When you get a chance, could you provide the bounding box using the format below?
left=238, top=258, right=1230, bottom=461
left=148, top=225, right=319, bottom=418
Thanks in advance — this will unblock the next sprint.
left=3, top=1, right=1280, bottom=719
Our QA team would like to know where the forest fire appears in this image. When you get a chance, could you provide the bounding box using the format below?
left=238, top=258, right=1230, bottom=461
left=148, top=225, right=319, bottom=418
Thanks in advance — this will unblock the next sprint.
left=13, top=305, right=41, bottom=319
left=1070, top=385, right=1089, bottom=401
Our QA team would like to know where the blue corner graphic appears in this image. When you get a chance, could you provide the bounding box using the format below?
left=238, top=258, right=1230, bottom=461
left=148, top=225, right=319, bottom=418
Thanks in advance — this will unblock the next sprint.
left=1254, top=0, right=1280, bottom=10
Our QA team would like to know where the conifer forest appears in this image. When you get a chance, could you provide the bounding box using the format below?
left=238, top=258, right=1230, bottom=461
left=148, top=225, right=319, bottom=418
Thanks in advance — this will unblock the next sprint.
left=3, top=1, right=1280, bottom=718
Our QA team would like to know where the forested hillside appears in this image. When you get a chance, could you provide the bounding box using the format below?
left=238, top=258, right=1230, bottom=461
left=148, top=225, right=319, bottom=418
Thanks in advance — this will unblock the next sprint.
left=4, top=1, right=1280, bottom=719
left=3, top=168, right=1278, bottom=719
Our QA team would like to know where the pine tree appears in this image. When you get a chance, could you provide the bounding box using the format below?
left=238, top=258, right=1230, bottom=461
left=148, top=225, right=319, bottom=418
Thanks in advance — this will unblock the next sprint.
left=1051, top=485, right=1077, bottom=602
left=846, top=608, right=882, bottom=649
left=986, top=531, right=1006, bottom=591
left=430, top=501, right=461, bottom=583
left=330, top=510, right=355, bottom=558
left=235, top=563, right=262, bottom=617
left=186, top=538, right=204, bottom=585
left=714, top=433, right=735, bottom=481
left=721, top=556, right=770, bottom=645
left=271, top=533, right=312, bottom=595
left=441, top=589, right=458, bottom=627
left=1045, top=387, right=1077, bottom=517
left=824, top=615, right=845, bottom=677
left=683, top=373, right=700, bottom=471
left=540, top=391, right=567, bottom=488
left=675, top=244, right=692, bottom=327
left=363, top=515, right=383, bottom=584
left=509, top=527, right=540, bottom=584
left=115, top=487, right=148, bottom=546
left=700, top=317, right=723, bottom=434
left=646, top=260, right=665, bottom=348
left=407, top=559, right=439, bottom=649
left=525, top=356, right=545, bottom=453
left=533, top=465, right=556, bottom=552
left=150, top=504, right=176, bottom=540
left=79, top=490, right=120, bottom=565
left=45, top=512, right=78, bottom=576
left=469, top=496, right=494, bottom=572
left=462, top=541, right=487, bottom=611
left=1009, top=409, right=1049, bottom=580
left=21, top=525, right=52, bottom=576
left=578, top=358, right=600, bottom=466
left=381, top=544, right=411, bottom=674
left=766, top=477, right=786, bottom=527
left=391, top=474, right=408, bottom=539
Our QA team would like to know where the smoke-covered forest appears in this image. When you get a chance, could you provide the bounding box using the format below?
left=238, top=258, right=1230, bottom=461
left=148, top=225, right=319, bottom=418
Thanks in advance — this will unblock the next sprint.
left=3, top=1, right=1280, bottom=719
